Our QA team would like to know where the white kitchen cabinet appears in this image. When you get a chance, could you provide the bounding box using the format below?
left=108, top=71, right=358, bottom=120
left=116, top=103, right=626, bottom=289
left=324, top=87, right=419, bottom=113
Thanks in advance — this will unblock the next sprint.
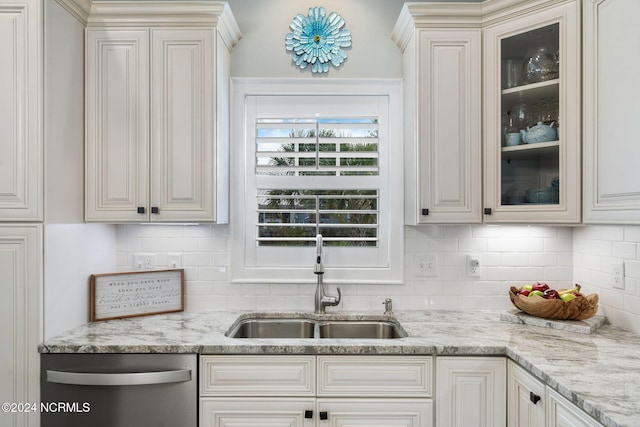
left=547, top=387, right=603, bottom=427
left=435, top=356, right=506, bottom=427
left=583, top=0, right=640, bottom=223
left=0, top=225, right=42, bottom=427
left=200, top=355, right=433, bottom=427
left=393, top=8, right=482, bottom=224
left=483, top=0, right=581, bottom=223
left=85, top=2, right=240, bottom=223
left=508, top=360, right=545, bottom=427
left=0, top=0, right=42, bottom=221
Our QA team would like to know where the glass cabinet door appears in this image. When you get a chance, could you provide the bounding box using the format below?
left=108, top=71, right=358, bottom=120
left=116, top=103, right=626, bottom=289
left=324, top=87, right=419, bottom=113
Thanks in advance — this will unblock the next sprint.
left=500, top=23, right=560, bottom=207
left=483, top=1, right=580, bottom=223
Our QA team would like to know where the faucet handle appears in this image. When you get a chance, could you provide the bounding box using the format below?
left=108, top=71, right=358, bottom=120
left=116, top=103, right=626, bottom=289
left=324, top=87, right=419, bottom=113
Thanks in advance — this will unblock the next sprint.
left=382, top=298, right=393, bottom=315
left=335, top=287, right=341, bottom=305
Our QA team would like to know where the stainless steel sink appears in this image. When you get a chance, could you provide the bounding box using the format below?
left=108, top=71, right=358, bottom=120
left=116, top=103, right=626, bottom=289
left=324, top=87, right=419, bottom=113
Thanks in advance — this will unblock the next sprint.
left=226, top=316, right=407, bottom=339
left=318, top=321, right=407, bottom=339
left=226, top=319, right=315, bottom=339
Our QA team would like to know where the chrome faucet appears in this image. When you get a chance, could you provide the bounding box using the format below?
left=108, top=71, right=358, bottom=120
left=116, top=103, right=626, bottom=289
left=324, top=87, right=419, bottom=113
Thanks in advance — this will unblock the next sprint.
left=314, top=234, right=341, bottom=314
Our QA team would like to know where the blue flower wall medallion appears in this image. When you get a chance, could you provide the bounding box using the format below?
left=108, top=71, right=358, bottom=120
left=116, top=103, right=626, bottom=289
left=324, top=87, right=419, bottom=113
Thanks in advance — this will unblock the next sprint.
left=285, top=7, right=352, bottom=73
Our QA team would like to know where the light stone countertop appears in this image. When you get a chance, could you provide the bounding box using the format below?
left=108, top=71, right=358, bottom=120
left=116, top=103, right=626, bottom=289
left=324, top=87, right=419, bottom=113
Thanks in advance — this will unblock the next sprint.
left=39, top=310, right=640, bottom=427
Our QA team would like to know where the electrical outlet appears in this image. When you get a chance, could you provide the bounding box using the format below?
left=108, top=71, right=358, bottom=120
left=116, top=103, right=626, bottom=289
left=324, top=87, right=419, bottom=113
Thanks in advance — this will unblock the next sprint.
left=168, top=253, right=183, bottom=269
left=613, top=262, right=625, bottom=290
left=467, top=254, right=481, bottom=278
left=134, top=253, right=157, bottom=270
left=414, top=253, right=438, bottom=277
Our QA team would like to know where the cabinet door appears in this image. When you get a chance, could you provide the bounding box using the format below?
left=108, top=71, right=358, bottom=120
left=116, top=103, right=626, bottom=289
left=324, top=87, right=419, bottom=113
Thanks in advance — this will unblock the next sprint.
left=483, top=1, right=580, bottom=223
left=200, top=398, right=315, bottom=427
left=584, top=0, right=640, bottom=223
left=508, top=360, right=545, bottom=427
left=547, top=388, right=603, bottom=427
left=0, top=225, right=41, bottom=427
left=317, top=398, right=433, bottom=427
left=435, top=357, right=506, bottom=427
left=0, top=1, right=42, bottom=221
left=85, top=29, right=149, bottom=222
left=150, top=28, right=216, bottom=222
left=405, top=29, right=481, bottom=224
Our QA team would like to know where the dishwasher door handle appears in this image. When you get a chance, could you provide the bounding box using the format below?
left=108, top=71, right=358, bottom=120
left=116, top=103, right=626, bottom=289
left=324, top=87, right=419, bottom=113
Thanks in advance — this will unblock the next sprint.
left=46, top=369, right=191, bottom=386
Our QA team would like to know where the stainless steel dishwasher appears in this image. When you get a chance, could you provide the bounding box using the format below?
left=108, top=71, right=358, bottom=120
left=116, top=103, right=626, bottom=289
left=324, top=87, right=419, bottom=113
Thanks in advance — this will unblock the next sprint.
left=41, top=353, right=197, bottom=427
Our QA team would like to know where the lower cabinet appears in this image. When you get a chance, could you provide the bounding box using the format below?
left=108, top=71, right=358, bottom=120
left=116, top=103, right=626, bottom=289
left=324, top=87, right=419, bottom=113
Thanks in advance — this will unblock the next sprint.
left=435, top=356, right=506, bottom=427
left=547, top=388, right=603, bottom=427
left=508, top=360, right=603, bottom=427
left=0, top=225, right=42, bottom=427
left=508, top=360, right=546, bottom=427
left=200, top=355, right=433, bottom=427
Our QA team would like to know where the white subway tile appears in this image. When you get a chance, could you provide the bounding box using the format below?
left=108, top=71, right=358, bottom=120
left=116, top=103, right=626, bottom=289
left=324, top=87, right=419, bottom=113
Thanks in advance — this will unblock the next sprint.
left=183, top=252, right=213, bottom=266
left=543, top=238, right=573, bottom=253
left=141, top=238, right=198, bottom=252
left=472, top=225, right=503, bottom=238
left=624, top=225, right=640, bottom=243
left=544, top=266, right=572, bottom=281
left=529, top=252, right=557, bottom=266
left=601, top=225, right=624, bottom=241
left=197, top=238, right=228, bottom=252
left=458, top=238, right=488, bottom=252
left=624, top=260, right=640, bottom=279
left=443, top=225, right=472, bottom=239
left=611, top=241, right=636, bottom=259
left=183, top=224, right=213, bottom=238
left=199, top=266, right=229, bottom=281
left=500, top=253, right=529, bottom=266
left=487, top=238, right=544, bottom=252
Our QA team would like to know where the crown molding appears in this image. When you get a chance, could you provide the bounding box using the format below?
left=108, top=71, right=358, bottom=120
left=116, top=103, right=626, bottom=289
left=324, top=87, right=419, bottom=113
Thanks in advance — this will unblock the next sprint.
left=53, top=1, right=241, bottom=48
left=55, top=0, right=91, bottom=25
left=392, top=0, right=573, bottom=51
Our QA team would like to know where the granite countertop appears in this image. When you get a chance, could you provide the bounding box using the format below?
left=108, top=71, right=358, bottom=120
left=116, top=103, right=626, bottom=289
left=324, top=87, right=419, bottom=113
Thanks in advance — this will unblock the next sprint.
left=40, top=310, right=640, bottom=427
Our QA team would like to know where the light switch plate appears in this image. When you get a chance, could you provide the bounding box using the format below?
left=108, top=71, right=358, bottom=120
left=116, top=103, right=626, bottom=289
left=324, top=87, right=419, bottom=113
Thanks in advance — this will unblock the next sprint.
left=414, top=253, right=438, bottom=277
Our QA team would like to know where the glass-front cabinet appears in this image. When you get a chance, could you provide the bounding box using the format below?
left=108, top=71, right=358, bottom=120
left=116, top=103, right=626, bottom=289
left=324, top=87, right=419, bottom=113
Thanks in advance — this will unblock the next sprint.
left=483, top=1, right=581, bottom=223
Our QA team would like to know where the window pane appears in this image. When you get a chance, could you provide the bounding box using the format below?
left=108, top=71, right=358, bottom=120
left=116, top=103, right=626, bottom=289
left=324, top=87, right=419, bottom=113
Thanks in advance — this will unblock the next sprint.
left=255, top=118, right=379, bottom=177
left=257, top=189, right=379, bottom=247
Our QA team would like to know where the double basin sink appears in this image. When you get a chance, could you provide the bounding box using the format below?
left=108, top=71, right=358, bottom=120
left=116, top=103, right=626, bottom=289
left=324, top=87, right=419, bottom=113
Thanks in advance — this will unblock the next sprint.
left=226, top=314, right=407, bottom=340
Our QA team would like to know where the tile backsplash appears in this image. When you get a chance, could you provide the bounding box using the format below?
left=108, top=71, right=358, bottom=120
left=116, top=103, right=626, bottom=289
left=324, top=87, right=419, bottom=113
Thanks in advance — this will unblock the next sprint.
left=574, top=225, right=640, bottom=334
left=116, top=224, right=573, bottom=314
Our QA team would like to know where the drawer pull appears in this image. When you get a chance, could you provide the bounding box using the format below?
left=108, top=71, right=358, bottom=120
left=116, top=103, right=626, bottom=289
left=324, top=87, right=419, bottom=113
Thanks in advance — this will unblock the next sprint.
left=304, top=410, right=313, bottom=419
left=530, top=391, right=541, bottom=404
left=320, top=411, right=328, bottom=420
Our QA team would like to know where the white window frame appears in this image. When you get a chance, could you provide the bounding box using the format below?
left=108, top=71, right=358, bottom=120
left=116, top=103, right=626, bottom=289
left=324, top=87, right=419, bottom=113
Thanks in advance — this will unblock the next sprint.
left=230, top=78, right=403, bottom=284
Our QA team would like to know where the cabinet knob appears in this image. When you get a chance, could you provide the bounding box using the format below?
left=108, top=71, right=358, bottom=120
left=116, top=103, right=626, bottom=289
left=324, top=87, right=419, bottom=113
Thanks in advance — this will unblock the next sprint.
left=484, top=208, right=492, bottom=215
left=137, top=207, right=145, bottom=214
left=151, top=207, right=159, bottom=214
left=530, top=391, right=541, bottom=404
left=320, top=411, right=328, bottom=420
left=304, top=410, right=313, bottom=419
left=422, top=208, right=429, bottom=216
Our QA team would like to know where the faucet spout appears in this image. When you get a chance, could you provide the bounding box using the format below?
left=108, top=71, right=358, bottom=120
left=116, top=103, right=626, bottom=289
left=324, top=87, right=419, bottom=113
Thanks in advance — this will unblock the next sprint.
left=313, top=234, right=341, bottom=314
left=314, top=234, right=324, bottom=275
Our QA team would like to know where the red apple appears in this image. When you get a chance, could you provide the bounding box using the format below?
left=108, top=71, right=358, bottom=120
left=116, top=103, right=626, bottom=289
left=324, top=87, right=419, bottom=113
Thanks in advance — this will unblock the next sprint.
left=543, top=289, right=560, bottom=300
left=518, top=289, right=530, bottom=297
left=532, top=283, right=549, bottom=292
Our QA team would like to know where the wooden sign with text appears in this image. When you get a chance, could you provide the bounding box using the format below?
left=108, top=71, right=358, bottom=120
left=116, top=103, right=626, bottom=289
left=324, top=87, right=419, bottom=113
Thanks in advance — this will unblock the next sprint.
left=90, top=269, right=184, bottom=322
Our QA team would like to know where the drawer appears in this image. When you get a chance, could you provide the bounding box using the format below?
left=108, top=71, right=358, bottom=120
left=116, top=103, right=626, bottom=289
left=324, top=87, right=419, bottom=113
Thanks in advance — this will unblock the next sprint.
left=317, top=355, right=433, bottom=397
left=200, top=355, right=315, bottom=397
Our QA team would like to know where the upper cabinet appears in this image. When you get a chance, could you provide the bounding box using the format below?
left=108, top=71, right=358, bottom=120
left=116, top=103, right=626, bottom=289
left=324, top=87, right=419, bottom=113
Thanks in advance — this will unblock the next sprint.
left=583, top=0, right=640, bottom=223
left=394, top=0, right=581, bottom=224
left=393, top=7, right=482, bottom=224
left=483, top=0, right=581, bottom=223
left=0, top=0, right=42, bottom=221
left=84, top=2, right=240, bottom=223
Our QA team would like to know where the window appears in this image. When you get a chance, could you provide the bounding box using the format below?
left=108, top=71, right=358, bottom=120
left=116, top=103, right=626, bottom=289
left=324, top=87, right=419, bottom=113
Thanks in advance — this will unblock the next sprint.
left=231, top=79, right=403, bottom=283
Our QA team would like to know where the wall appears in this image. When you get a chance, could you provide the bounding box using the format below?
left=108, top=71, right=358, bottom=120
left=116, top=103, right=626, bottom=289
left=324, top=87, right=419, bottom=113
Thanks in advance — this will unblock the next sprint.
left=116, top=224, right=573, bottom=313
left=574, top=226, right=640, bottom=334
left=228, top=0, right=477, bottom=78
left=44, top=0, right=118, bottom=339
